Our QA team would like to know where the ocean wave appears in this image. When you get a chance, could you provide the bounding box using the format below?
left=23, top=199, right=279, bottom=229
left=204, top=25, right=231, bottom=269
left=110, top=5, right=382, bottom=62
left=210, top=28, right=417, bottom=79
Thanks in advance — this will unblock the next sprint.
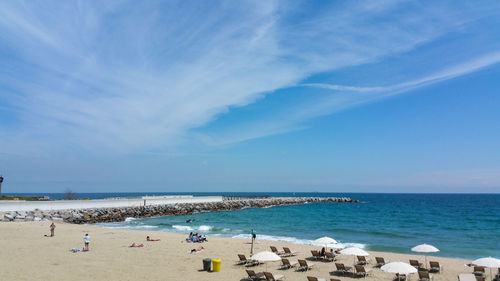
left=198, top=225, right=212, bottom=231
left=124, top=217, right=136, bottom=222
left=231, top=233, right=366, bottom=249
left=172, top=225, right=194, bottom=231
left=134, top=225, right=158, bottom=229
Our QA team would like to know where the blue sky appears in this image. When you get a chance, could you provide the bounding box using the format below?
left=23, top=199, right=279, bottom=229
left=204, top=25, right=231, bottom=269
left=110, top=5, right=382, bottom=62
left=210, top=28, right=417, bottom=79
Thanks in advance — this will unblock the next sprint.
left=1, top=1, right=500, bottom=193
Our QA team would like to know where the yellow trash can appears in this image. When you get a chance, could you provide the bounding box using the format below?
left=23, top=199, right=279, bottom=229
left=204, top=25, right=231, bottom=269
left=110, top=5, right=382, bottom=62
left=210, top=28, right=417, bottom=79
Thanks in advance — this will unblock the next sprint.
left=212, top=259, right=221, bottom=272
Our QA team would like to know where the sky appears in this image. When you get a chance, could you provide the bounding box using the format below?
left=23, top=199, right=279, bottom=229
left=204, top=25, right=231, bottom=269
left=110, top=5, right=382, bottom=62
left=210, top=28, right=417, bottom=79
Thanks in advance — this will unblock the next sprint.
left=1, top=0, right=500, bottom=193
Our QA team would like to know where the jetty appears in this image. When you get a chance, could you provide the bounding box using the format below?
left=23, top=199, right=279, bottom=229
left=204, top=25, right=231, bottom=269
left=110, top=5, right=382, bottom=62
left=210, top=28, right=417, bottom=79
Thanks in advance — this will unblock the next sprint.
left=0, top=196, right=359, bottom=224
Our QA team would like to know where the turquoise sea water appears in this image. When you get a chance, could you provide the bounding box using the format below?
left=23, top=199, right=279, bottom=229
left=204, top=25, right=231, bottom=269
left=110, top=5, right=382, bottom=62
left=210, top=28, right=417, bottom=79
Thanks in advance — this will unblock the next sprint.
left=76, top=193, right=500, bottom=260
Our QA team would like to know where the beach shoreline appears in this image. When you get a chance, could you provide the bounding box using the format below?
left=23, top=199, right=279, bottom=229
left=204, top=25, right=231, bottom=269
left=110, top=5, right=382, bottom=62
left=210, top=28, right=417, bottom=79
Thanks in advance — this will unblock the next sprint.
left=0, top=221, right=475, bottom=281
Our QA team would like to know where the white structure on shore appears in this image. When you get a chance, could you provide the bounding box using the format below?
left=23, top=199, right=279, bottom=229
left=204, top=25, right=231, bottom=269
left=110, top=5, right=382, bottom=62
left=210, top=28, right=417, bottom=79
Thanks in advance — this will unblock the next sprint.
left=0, top=195, right=223, bottom=212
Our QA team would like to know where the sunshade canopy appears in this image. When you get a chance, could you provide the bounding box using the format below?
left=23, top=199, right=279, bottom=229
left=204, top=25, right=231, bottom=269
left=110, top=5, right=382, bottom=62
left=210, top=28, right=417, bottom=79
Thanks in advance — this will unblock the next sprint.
left=251, top=251, right=281, bottom=262
left=411, top=244, right=440, bottom=253
left=471, top=257, right=500, bottom=268
left=314, top=237, right=338, bottom=244
left=381, top=262, right=418, bottom=274
left=340, top=247, right=370, bottom=256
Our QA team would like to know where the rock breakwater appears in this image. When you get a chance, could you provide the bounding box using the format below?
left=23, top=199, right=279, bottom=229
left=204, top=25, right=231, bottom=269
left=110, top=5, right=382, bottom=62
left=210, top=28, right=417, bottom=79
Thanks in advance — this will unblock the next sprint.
left=0, top=197, right=359, bottom=224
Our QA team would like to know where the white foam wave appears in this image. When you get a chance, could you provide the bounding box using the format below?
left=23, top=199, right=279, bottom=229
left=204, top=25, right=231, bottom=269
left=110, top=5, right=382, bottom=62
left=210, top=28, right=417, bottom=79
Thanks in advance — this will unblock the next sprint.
left=124, top=217, right=136, bottom=222
left=339, top=243, right=366, bottom=249
left=198, top=225, right=212, bottom=231
left=262, top=205, right=276, bottom=209
left=231, top=234, right=366, bottom=249
left=172, top=225, right=194, bottom=231
left=135, top=225, right=158, bottom=229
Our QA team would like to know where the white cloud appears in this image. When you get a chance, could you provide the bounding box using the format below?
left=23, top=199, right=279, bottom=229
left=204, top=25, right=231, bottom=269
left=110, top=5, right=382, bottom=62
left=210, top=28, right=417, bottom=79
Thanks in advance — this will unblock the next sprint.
left=0, top=0, right=498, bottom=154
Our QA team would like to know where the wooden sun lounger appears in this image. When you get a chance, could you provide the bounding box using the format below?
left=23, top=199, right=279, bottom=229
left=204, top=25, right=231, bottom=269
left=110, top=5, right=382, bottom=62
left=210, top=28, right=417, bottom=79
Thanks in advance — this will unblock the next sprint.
left=298, top=259, right=315, bottom=271
left=263, top=272, right=285, bottom=281
left=418, top=271, right=433, bottom=281
left=311, top=250, right=322, bottom=261
left=473, top=267, right=485, bottom=277
left=357, top=256, right=370, bottom=265
left=246, top=269, right=265, bottom=281
left=238, top=254, right=260, bottom=267
left=271, top=246, right=285, bottom=256
left=280, top=258, right=297, bottom=270
left=238, top=254, right=257, bottom=266
left=307, top=277, right=327, bottom=281
left=354, top=265, right=372, bottom=278
left=283, top=247, right=298, bottom=257
left=410, top=259, right=424, bottom=269
left=375, top=257, right=386, bottom=267
left=429, top=261, right=442, bottom=273
left=335, top=263, right=352, bottom=276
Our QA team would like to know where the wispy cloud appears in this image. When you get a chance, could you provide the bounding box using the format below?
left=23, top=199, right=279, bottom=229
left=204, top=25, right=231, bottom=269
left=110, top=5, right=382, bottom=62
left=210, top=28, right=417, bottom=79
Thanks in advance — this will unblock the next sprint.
left=199, top=51, right=500, bottom=146
left=303, top=51, right=500, bottom=96
left=0, top=0, right=499, bottom=154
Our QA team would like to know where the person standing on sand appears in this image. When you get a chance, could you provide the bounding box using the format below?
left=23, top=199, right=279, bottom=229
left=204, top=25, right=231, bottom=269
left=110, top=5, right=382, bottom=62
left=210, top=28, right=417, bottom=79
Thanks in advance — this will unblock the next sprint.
left=84, top=233, right=90, bottom=251
left=250, top=228, right=256, bottom=255
left=50, top=223, right=56, bottom=237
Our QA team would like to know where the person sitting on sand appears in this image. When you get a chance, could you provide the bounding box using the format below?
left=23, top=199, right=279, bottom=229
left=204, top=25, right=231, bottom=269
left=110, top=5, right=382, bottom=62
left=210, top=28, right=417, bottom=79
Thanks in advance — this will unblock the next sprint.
left=330, top=249, right=336, bottom=258
left=320, top=247, right=326, bottom=257
left=146, top=236, right=160, bottom=241
left=191, top=234, right=198, bottom=243
left=130, top=243, right=144, bottom=248
left=186, top=232, right=193, bottom=242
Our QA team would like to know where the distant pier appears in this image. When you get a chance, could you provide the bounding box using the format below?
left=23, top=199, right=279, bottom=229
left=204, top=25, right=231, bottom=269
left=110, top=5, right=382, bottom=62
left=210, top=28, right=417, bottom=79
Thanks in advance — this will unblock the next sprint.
left=0, top=196, right=359, bottom=223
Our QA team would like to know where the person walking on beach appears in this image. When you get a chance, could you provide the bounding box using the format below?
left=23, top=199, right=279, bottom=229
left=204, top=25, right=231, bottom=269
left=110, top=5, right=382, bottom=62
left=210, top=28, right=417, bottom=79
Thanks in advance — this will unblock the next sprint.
left=83, top=233, right=90, bottom=251
left=50, top=222, right=56, bottom=237
left=250, top=228, right=256, bottom=254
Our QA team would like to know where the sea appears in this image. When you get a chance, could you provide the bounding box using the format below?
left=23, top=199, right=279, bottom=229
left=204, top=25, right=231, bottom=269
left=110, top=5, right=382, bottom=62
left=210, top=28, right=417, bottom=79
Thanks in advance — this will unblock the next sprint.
left=6, top=192, right=500, bottom=260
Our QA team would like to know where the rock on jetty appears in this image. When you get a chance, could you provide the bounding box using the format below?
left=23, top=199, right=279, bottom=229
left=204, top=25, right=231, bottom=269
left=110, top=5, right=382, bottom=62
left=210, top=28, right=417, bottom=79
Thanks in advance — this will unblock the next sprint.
left=0, top=197, right=359, bottom=224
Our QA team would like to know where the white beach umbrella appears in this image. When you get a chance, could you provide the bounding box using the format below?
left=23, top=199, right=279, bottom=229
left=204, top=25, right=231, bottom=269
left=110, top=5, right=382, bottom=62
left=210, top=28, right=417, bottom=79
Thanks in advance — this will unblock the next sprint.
left=251, top=251, right=281, bottom=262
left=411, top=244, right=439, bottom=253
left=251, top=251, right=281, bottom=271
left=381, top=262, right=418, bottom=279
left=340, top=247, right=370, bottom=264
left=314, top=236, right=338, bottom=245
left=411, top=244, right=440, bottom=267
left=340, top=247, right=370, bottom=256
left=314, top=236, right=338, bottom=252
left=472, top=257, right=500, bottom=268
left=471, top=257, right=500, bottom=280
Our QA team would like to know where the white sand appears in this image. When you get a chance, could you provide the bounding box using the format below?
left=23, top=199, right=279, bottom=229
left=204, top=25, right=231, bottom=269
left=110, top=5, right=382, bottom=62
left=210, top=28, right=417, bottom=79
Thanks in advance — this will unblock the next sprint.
left=0, top=221, right=477, bottom=281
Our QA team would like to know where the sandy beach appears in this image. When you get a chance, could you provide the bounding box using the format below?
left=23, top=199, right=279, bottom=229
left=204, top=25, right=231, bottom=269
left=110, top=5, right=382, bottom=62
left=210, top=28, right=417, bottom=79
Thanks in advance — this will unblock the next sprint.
left=0, top=221, right=477, bottom=281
